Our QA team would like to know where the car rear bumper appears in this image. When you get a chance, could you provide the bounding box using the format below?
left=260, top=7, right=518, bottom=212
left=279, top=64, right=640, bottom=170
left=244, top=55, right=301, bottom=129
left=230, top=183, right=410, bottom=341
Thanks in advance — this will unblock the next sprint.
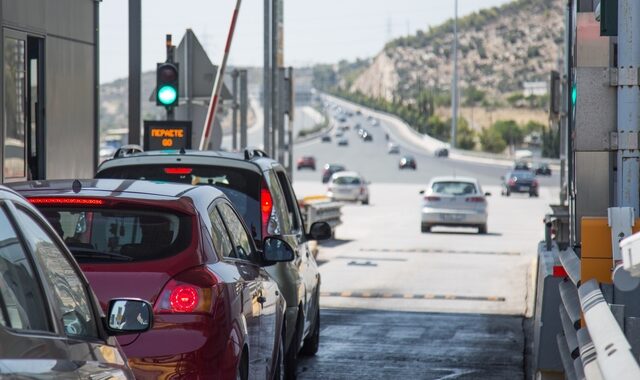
left=507, top=185, right=538, bottom=193
left=421, top=208, right=487, bottom=226
left=327, top=190, right=364, bottom=202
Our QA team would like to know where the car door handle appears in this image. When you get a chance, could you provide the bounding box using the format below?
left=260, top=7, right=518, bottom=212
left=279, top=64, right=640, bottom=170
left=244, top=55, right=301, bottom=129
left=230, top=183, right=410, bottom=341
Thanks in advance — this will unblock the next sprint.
left=257, top=296, right=267, bottom=304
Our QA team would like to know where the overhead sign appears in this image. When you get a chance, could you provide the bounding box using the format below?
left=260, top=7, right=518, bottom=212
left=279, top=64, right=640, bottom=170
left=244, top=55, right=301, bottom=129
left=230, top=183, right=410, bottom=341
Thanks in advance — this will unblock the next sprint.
left=143, top=120, right=192, bottom=151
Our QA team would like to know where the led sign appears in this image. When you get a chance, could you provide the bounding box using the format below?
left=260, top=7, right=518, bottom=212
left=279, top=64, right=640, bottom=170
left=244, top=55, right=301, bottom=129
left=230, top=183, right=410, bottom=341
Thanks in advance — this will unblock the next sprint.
left=143, top=120, right=192, bottom=151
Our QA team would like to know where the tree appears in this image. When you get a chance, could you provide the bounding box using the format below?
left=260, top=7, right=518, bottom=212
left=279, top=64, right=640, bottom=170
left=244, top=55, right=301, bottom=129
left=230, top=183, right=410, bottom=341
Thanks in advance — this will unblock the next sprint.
left=449, top=117, right=475, bottom=150
left=479, top=128, right=507, bottom=153
left=523, top=120, right=545, bottom=134
left=492, top=120, right=524, bottom=147
left=427, top=115, right=449, bottom=141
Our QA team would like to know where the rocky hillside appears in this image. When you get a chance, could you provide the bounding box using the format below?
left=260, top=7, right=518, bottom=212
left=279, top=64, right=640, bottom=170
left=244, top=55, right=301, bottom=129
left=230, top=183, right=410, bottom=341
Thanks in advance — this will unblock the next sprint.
left=350, top=0, right=564, bottom=100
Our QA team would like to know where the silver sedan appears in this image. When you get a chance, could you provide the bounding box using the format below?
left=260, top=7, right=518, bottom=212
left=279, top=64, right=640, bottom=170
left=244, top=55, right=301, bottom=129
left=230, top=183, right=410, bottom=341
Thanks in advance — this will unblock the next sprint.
left=327, top=171, right=370, bottom=205
left=420, top=176, right=489, bottom=234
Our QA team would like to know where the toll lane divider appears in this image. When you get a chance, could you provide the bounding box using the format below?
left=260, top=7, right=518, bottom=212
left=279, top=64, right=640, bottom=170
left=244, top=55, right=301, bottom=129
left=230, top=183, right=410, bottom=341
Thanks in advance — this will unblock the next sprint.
left=545, top=243, right=640, bottom=379
left=321, top=291, right=506, bottom=302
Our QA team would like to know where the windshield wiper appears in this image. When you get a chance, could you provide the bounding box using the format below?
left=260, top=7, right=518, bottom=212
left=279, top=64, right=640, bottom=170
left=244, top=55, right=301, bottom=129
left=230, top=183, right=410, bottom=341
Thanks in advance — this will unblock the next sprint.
left=69, top=247, right=133, bottom=262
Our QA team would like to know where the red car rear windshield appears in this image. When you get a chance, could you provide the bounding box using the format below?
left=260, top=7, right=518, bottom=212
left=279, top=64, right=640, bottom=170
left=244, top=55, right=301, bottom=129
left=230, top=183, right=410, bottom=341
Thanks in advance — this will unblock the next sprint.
left=37, top=207, right=192, bottom=264
left=97, top=164, right=262, bottom=240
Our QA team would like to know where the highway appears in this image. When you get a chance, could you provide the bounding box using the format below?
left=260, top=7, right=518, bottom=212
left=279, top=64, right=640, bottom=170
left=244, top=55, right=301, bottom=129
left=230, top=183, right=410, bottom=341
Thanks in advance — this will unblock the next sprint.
left=291, top=99, right=558, bottom=379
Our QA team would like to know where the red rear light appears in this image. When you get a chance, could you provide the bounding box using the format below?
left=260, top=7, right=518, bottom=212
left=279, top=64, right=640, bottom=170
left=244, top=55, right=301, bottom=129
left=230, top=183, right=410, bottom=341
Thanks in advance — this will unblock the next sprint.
left=360, top=187, right=365, bottom=195
left=533, top=179, right=539, bottom=187
left=28, top=197, right=106, bottom=206
left=169, top=285, right=199, bottom=312
left=261, top=181, right=274, bottom=237
left=466, top=196, right=486, bottom=203
left=508, top=178, right=516, bottom=186
left=425, top=196, right=440, bottom=202
left=155, top=267, right=218, bottom=314
left=164, top=167, right=193, bottom=175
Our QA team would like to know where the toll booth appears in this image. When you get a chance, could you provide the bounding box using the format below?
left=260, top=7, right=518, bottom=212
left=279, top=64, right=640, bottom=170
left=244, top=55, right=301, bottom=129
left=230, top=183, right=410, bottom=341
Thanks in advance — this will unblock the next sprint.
left=0, top=0, right=98, bottom=183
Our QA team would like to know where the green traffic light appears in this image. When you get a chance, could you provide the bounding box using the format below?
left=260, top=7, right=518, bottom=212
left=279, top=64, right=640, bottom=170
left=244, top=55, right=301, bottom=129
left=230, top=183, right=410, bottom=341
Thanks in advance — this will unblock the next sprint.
left=158, top=85, right=178, bottom=106
left=571, top=84, right=577, bottom=106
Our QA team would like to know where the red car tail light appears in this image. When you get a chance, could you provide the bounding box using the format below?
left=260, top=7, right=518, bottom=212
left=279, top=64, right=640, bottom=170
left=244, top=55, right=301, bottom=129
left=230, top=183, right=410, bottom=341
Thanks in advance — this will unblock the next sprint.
left=466, top=197, right=486, bottom=203
left=164, top=167, right=193, bottom=175
left=508, top=178, right=516, bottom=186
left=532, top=179, right=539, bottom=187
left=155, top=267, right=219, bottom=314
left=424, top=196, right=440, bottom=202
left=28, top=197, right=107, bottom=206
left=260, top=180, right=274, bottom=237
left=360, top=187, right=365, bottom=195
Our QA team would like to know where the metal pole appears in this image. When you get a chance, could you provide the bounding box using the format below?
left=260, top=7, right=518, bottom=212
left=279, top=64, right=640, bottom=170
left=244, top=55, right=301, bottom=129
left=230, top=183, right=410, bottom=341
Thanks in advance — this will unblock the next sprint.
left=232, top=70, right=239, bottom=150
left=287, top=68, right=294, bottom=180
left=560, top=1, right=570, bottom=206
left=128, top=0, right=141, bottom=145
left=166, top=35, right=175, bottom=121
left=240, top=70, right=248, bottom=149
left=199, top=0, right=242, bottom=150
left=450, top=0, right=458, bottom=148
left=277, top=67, right=286, bottom=164
left=271, top=0, right=279, bottom=158
left=263, top=0, right=271, bottom=153
left=617, top=0, right=640, bottom=214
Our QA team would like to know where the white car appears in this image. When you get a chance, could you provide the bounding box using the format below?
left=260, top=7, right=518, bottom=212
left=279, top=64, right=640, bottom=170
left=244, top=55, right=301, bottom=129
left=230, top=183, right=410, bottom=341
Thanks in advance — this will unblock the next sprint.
left=327, top=171, right=370, bottom=204
left=388, top=142, right=400, bottom=154
left=420, top=176, right=489, bottom=234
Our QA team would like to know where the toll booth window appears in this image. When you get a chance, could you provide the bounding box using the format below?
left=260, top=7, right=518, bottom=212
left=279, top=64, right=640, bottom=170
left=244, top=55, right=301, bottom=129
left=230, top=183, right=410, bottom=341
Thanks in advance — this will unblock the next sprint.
left=3, top=37, right=27, bottom=180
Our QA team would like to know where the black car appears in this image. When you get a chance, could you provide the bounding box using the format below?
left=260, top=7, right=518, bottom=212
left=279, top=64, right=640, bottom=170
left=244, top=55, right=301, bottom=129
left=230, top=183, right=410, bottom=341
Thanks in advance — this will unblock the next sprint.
left=95, top=148, right=332, bottom=378
left=435, top=148, right=449, bottom=158
left=513, top=161, right=531, bottom=171
left=362, top=132, right=373, bottom=142
left=399, top=156, right=417, bottom=170
left=0, top=185, right=152, bottom=378
left=321, top=135, right=331, bottom=143
left=322, top=163, right=347, bottom=183
left=502, top=170, right=539, bottom=197
left=534, top=163, right=552, bottom=176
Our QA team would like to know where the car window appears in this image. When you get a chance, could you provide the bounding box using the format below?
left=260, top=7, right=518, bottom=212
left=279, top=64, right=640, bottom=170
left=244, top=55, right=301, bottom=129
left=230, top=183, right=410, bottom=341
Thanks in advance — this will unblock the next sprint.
left=333, top=176, right=361, bottom=185
left=37, top=206, right=192, bottom=263
left=431, top=181, right=478, bottom=195
left=209, top=207, right=235, bottom=259
left=0, top=206, right=50, bottom=332
left=217, top=204, right=255, bottom=262
left=275, top=170, right=301, bottom=231
left=96, top=164, right=262, bottom=240
left=14, top=207, right=99, bottom=339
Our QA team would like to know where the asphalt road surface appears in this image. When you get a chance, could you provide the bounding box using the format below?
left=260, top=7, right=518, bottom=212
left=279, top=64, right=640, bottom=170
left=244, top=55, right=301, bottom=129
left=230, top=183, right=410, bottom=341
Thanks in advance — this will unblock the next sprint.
left=291, top=100, right=556, bottom=379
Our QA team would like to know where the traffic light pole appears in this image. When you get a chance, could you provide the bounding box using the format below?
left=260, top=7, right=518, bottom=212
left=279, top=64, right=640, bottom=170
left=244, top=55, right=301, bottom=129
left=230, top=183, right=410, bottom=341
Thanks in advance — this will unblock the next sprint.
left=263, top=0, right=271, bottom=154
left=450, top=0, right=458, bottom=149
left=166, top=34, right=175, bottom=121
left=232, top=70, right=239, bottom=150
left=128, top=0, right=142, bottom=145
left=239, top=70, right=248, bottom=149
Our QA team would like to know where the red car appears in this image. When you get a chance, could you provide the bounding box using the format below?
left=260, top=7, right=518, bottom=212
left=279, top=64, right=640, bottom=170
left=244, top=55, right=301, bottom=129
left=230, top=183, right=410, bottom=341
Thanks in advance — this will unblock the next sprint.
left=297, top=156, right=316, bottom=170
left=12, top=179, right=294, bottom=380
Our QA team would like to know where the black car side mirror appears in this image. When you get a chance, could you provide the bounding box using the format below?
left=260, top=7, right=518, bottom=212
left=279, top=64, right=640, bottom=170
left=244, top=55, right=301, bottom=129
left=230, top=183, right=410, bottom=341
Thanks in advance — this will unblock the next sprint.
left=261, top=236, right=295, bottom=263
left=307, top=221, right=332, bottom=241
left=484, top=192, right=492, bottom=196
left=419, top=190, right=425, bottom=195
left=106, top=298, right=153, bottom=335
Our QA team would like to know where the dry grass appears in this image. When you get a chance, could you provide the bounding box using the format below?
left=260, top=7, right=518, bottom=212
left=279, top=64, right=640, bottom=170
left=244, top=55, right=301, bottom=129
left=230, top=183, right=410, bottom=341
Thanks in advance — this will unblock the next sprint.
left=434, top=107, right=549, bottom=131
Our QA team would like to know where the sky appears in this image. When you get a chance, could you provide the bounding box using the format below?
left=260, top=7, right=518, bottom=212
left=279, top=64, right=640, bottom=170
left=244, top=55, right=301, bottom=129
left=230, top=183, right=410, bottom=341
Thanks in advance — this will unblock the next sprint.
left=100, top=0, right=513, bottom=84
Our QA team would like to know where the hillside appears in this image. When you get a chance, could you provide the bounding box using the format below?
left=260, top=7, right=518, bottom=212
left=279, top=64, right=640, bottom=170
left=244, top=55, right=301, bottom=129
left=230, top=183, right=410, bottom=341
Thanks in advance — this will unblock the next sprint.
left=349, top=0, right=563, bottom=100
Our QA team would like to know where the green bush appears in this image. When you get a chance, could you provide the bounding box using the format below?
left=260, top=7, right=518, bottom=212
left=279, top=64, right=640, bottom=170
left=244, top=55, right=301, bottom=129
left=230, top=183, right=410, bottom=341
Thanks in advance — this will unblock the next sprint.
left=492, top=119, right=524, bottom=146
left=479, top=128, right=507, bottom=153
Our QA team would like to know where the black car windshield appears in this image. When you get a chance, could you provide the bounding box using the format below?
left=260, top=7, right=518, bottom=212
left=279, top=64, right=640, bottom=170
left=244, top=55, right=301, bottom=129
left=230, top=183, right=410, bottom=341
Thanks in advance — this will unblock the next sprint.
left=38, top=207, right=191, bottom=263
left=97, top=164, right=262, bottom=240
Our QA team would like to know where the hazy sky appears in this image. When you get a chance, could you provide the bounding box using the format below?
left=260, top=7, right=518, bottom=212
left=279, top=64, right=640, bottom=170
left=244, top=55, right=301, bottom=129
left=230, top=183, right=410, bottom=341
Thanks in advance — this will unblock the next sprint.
left=100, top=0, right=512, bottom=83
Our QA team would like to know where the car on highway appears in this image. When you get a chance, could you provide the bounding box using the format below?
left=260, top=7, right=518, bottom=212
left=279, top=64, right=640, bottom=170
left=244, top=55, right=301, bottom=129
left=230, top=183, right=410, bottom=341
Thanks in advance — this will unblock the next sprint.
left=534, top=163, right=552, bottom=176
left=335, top=130, right=344, bottom=138
left=362, top=132, right=373, bottom=142
left=501, top=170, right=539, bottom=197
left=513, top=161, right=531, bottom=171
left=357, top=128, right=367, bottom=137
left=370, top=119, right=380, bottom=126
left=338, top=137, right=349, bottom=146
left=322, top=163, right=346, bottom=183
left=435, top=148, right=449, bottom=158
left=321, top=135, right=332, bottom=143
left=388, top=142, right=400, bottom=154
left=94, top=150, right=332, bottom=377
left=0, top=185, right=152, bottom=379
left=297, top=155, right=316, bottom=170
left=399, top=155, right=417, bottom=170
left=420, top=177, right=489, bottom=234
left=327, top=171, right=370, bottom=205
left=14, top=179, right=297, bottom=379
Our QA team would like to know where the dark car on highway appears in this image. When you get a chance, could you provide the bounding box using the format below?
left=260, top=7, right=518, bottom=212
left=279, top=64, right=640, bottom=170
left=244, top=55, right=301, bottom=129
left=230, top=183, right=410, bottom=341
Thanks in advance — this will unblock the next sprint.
left=362, top=132, right=373, bottom=142
left=322, top=163, right=347, bottom=183
left=501, top=170, right=539, bottom=197
left=0, top=185, right=151, bottom=379
left=435, top=148, right=449, bottom=158
left=321, top=135, right=331, bottom=143
left=297, top=155, right=316, bottom=170
left=534, top=163, right=552, bottom=176
left=14, top=179, right=296, bottom=380
left=94, top=149, right=332, bottom=377
left=399, top=155, right=417, bottom=170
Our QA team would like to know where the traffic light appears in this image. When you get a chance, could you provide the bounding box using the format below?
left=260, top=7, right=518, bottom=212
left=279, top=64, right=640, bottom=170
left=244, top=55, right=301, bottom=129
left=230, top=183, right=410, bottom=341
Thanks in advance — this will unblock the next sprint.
left=156, top=62, right=179, bottom=108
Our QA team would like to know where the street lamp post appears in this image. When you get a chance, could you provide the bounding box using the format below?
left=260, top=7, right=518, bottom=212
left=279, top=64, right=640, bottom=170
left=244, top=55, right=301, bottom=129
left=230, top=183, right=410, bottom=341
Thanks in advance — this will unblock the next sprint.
left=450, top=0, right=458, bottom=148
